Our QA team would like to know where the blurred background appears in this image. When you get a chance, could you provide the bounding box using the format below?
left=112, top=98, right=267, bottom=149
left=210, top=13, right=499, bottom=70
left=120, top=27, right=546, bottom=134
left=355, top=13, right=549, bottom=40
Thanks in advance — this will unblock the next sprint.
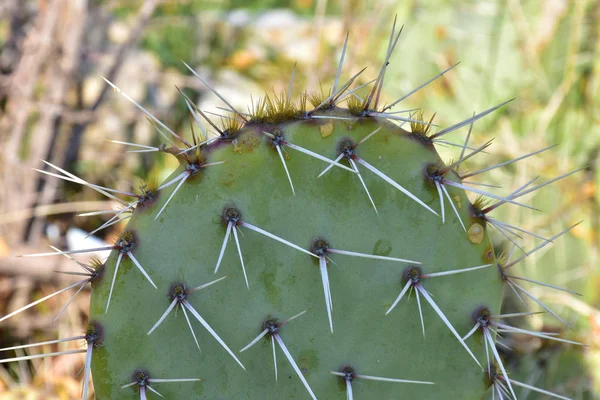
left=0, top=0, right=599, bottom=398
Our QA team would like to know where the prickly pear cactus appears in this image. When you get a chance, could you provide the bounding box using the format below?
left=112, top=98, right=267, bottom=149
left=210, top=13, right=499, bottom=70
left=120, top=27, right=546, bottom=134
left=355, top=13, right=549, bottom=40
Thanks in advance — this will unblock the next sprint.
left=91, top=111, right=504, bottom=399
left=5, top=21, right=585, bottom=400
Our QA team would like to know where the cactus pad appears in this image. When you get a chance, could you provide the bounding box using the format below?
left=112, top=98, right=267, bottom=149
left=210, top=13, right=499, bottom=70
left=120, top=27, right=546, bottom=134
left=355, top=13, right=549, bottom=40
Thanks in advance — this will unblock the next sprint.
left=88, top=111, right=505, bottom=399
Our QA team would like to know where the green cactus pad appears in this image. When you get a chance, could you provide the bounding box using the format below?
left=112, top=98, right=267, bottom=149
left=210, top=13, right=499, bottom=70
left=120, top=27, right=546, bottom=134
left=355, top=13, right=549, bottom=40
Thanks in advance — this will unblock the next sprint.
left=89, top=112, right=504, bottom=399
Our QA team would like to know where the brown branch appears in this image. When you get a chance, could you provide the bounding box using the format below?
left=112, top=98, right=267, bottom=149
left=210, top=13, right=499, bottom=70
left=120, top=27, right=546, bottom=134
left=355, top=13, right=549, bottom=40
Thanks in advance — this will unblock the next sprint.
left=0, top=246, right=92, bottom=285
left=26, top=0, right=89, bottom=244
left=1, top=0, right=62, bottom=164
left=0, top=200, right=118, bottom=225
left=0, top=2, right=63, bottom=247
left=91, top=0, right=163, bottom=111
left=62, top=0, right=163, bottom=209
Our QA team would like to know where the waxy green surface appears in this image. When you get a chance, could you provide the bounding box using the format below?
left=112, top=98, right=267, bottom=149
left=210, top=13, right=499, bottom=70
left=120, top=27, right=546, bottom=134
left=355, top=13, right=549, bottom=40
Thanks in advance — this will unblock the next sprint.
left=90, top=111, right=503, bottom=399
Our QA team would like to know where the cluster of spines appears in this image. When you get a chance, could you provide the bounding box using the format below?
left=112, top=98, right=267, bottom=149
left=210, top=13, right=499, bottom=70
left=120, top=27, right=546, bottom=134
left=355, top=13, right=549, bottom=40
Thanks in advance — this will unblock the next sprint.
left=0, top=19, right=586, bottom=400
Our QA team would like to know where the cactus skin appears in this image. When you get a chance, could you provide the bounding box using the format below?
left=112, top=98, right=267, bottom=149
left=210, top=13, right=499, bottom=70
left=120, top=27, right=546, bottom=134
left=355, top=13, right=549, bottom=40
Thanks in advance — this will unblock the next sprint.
left=89, top=111, right=504, bottom=399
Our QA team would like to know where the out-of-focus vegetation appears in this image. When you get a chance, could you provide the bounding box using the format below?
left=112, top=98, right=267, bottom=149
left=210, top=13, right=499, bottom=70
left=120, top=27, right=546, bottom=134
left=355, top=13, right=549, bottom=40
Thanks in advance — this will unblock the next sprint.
left=0, top=0, right=598, bottom=398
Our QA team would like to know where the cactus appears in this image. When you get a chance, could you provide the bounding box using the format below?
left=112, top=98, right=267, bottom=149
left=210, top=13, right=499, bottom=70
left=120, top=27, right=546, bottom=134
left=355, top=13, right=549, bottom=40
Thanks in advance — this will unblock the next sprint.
left=1, top=20, right=587, bottom=400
